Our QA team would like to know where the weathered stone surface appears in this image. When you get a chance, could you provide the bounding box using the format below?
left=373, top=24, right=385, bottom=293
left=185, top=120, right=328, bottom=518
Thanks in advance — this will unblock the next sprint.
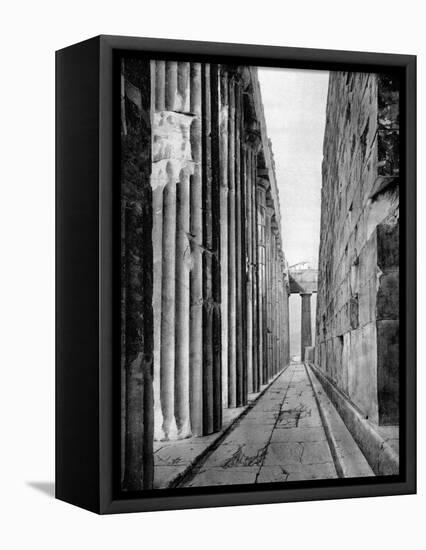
left=307, top=364, right=374, bottom=478
left=300, top=293, right=313, bottom=360
left=316, top=71, right=400, bottom=430
left=122, top=60, right=291, bottom=490
left=171, top=362, right=379, bottom=488
left=121, top=58, right=154, bottom=491
left=181, top=364, right=337, bottom=486
left=310, top=362, right=399, bottom=475
left=376, top=320, right=399, bottom=425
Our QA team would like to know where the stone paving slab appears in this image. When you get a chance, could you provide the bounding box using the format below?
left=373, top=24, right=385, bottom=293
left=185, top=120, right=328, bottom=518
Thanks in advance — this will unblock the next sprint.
left=263, top=440, right=334, bottom=466
left=153, top=371, right=284, bottom=488
left=270, top=426, right=328, bottom=443
left=178, top=362, right=375, bottom=488
left=183, top=363, right=340, bottom=487
left=257, top=462, right=337, bottom=483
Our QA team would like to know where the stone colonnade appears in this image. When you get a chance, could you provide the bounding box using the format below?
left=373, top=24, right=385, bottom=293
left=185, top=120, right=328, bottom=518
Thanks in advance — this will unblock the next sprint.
left=120, top=59, right=291, bottom=490
left=150, top=61, right=290, bottom=441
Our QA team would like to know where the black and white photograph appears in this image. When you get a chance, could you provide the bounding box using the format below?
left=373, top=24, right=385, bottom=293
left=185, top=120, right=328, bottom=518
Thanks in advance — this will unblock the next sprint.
left=119, top=58, right=401, bottom=492
left=3, top=0, right=422, bottom=543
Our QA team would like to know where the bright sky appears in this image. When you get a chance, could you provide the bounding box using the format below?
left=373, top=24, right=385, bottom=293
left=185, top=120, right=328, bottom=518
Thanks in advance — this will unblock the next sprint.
left=258, top=68, right=329, bottom=268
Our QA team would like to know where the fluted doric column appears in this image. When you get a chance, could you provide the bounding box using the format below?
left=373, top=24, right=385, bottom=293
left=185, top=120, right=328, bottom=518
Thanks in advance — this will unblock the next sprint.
left=211, top=65, right=222, bottom=432
left=160, top=165, right=178, bottom=440
left=227, top=75, right=237, bottom=408
left=234, top=74, right=246, bottom=407
left=270, top=229, right=277, bottom=376
left=283, top=272, right=291, bottom=365
left=189, top=63, right=203, bottom=436
left=265, top=205, right=274, bottom=382
left=251, top=150, right=260, bottom=393
left=174, top=65, right=193, bottom=440
left=202, top=64, right=222, bottom=434
left=256, top=178, right=268, bottom=385
left=301, top=292, right=313, bottom=361
left=245, top=146, right=254, bottom=394
left=219, top=68, right=229, bottom=408
left=175, top=165, right=191, bottom=439
left=152, top=60, right=195, bottom=440
left=244, top=123, right=261, bottom=394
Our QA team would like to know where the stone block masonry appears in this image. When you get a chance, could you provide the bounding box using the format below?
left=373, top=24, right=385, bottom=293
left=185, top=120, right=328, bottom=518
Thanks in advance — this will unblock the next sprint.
left=315, top=71, right=399, bottom=431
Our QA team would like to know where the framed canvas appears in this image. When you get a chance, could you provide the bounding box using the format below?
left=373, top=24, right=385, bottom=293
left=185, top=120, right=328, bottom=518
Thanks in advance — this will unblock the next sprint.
left=56, top=35, right=416, bottom=514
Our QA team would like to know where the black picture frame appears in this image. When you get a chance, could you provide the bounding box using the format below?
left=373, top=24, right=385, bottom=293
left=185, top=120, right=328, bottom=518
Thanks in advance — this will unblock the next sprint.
left=56, top=35, right=416, bottom=514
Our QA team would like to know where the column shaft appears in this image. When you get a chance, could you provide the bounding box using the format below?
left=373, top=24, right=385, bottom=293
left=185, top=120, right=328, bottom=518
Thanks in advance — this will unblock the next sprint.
left=202, top=63, right=214, bottom=435
left=235, top=79, right=247, bottom=406
left=189, top=63, right=203, bottom=436
left=155, top=60, right=166, bottom=112
left=245, top=148, right=253, bottom=394
left=152, top=182, right=164, bottom=440
left=251, top=154, right=259, bottom=392
left=160, top=173, right=178, bottom=440
left=219, top=69, right=229, bottom=409
left=301, top=293, right=313, bottom=361
left=270, top=237, right=275, bottom=376
left=175, top=168, right=191, bottom=438
left=257, top=184, right=267, bottom=385
left=227, top=78, right=237, bottom=407
left=211, top=65, right=222, bottom=432
left=165, top=61, right=178, bottom=111
left=265, top=208, right=272, bottom=382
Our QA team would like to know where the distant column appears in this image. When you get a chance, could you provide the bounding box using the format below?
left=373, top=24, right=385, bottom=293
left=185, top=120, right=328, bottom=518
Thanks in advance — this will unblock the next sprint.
left=272, top=232, right=277, bottom=376
left=301, top=292, right=313, bottom=361
left=251, top=151, right=260, bottom=393
left=265, top=206, right=273, bottom=382
left=256, top=179, right=268, bottom=385
left=245, top=147, right=254, bottom=394
left=284, top=277, right=291, bottom=365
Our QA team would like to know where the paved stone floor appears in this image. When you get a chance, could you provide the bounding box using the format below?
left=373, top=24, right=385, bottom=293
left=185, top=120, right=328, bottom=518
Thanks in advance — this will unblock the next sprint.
left=182, top=362, right=373, bottom=487
left=153, top=371, right=283, bottom=488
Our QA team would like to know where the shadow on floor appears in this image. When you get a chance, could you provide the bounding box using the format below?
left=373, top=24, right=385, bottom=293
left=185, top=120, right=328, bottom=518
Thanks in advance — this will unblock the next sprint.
left=27, top=481, right=55, bottom=498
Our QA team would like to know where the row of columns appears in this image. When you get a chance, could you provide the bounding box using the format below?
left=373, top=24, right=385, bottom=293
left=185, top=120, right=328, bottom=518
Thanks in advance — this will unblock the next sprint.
left=148, top=61, right=290, bottom=442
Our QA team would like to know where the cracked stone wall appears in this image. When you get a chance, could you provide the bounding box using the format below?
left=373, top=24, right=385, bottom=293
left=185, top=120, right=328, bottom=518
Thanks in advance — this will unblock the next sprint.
left=315, top=72, right=399, bottom=427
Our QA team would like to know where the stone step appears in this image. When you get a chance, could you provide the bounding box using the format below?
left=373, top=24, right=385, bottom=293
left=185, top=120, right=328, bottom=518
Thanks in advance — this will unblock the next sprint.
left=306, top=363, right=374, bottom=478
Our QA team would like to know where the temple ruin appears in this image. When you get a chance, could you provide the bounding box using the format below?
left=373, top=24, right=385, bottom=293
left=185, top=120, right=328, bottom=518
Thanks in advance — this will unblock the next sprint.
left=120, top=58, right=290, bottom=490
left=119, top=60, right=400, bottom=491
